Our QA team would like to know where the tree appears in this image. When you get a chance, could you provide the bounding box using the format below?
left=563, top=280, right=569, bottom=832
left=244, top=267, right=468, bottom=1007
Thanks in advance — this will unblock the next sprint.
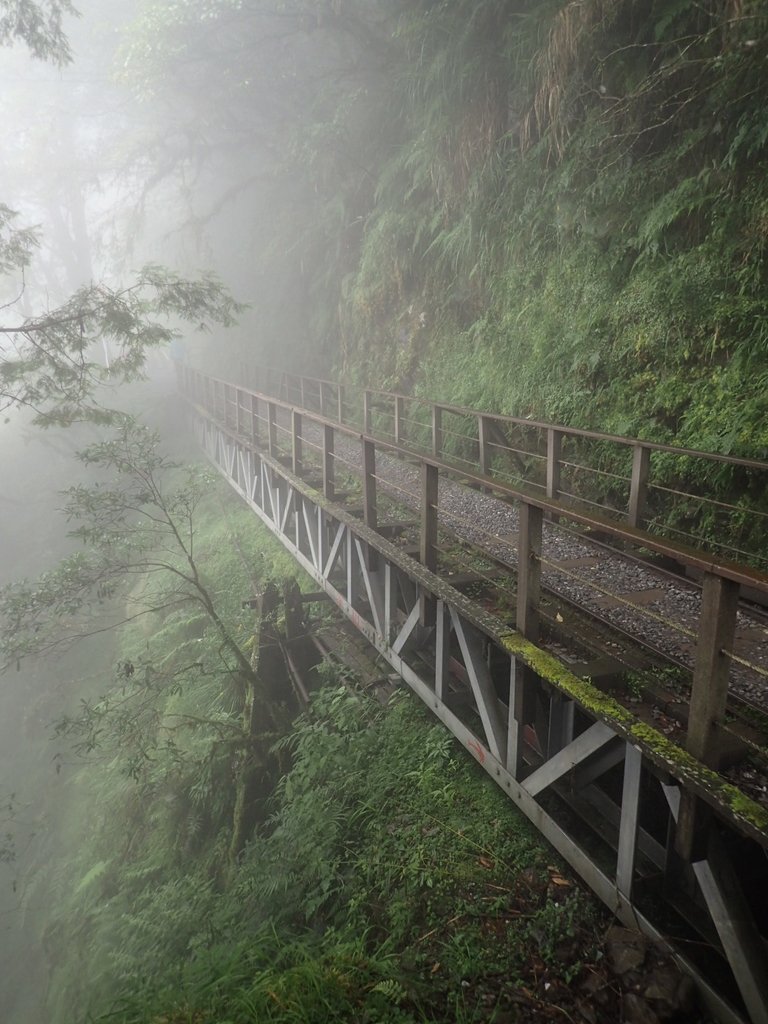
left=0, top=0, right=77, bottom=65
left=0, top=262, right=242, bottom=426
left=0, top=421, right=300, bottom=870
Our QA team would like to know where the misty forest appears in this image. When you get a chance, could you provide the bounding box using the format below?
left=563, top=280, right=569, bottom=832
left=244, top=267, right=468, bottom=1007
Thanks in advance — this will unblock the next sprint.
left=2, top=2, right=768, bottom=1023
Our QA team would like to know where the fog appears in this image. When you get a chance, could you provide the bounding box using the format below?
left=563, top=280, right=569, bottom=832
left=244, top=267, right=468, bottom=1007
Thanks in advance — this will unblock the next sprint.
left=0, top=3, right=300, bottom=1018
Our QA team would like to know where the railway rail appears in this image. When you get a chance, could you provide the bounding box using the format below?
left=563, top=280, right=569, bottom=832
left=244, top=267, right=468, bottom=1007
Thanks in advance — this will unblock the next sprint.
left=179, top=365, right=768, bottom=1024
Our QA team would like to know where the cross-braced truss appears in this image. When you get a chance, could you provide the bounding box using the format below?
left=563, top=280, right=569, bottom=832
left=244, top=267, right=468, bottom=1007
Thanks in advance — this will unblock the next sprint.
left=191, top=402, right=768, bottom=1024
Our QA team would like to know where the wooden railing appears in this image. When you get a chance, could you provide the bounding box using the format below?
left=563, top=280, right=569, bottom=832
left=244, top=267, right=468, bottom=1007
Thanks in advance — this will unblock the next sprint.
left=237, top=364, right=768, bottom=569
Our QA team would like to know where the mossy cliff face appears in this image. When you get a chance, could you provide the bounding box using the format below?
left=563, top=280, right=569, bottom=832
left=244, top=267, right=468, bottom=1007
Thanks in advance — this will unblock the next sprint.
left=331, top=3, right=768, bottom=469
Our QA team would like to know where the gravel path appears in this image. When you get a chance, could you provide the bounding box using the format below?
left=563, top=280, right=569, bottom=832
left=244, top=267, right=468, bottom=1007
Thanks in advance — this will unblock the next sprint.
left=320, top=430, right=768, bottom=713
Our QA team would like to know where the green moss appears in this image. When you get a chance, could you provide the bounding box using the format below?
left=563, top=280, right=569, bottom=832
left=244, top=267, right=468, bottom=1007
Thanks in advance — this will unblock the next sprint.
left=499, top=631, right=768, bottom=838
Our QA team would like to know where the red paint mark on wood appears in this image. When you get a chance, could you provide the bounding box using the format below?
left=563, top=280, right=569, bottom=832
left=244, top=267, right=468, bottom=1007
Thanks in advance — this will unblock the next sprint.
left=467, top=738, right=486, bottom=763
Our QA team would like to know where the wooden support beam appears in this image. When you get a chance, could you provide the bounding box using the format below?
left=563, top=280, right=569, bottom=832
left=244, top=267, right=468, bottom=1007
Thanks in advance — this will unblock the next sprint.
left=395, top=395, right=405, bottom=446
left=337, top=383, right=345, bottom=424
left=546, top=428, right=562, bottom=503
left=693, top=837, right=768, bottom=1024
left=687, top=573, right=739, bottom=768
left=267, top=401, right=278, bottom=458
left=616, top=743, right=643, bottom=899
left=479, top=415, right=492, bottom=477
left=420, top=462, right=439, bottom=575
left=323, top=423, right=335, bottom=500
left=628, top=444, right=650, bottom=529
left=523, top=722, right=615, bottom=797
left=435, top=600, right=449, bottom=701
left=420, top=462, right=439, bottom=626
left=291, top=409, right=303, bottom=476
left=451, top=611, right=506, bottom=763
left=432, top=405, right=443, bottom=458
left=250, top=393, right=260, bottom=446
left=364, top=390, right=372, bottom=434
left=507, top=657, right=525, bottom=780
left=516, top=503, right=543, bottom=642
left=362, top=438, right=377, bottom=535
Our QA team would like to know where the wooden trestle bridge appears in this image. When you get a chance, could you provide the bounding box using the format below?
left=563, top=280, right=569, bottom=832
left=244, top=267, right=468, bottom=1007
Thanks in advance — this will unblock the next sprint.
left=178, top=365, right=768, bottom=1024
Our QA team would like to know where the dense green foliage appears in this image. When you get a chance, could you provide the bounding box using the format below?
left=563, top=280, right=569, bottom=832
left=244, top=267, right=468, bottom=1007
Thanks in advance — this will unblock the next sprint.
left=120, top=1, right=768, bottom=463
left=6, top=4, right=768, bottom=1020
left=20, top=483, right=603, bottom=1024
left=47, top=681, right=604, bottom=1024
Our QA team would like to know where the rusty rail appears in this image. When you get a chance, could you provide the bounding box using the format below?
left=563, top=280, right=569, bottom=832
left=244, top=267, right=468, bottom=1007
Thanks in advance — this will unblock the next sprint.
left=238, top=364, right=768, bottom=568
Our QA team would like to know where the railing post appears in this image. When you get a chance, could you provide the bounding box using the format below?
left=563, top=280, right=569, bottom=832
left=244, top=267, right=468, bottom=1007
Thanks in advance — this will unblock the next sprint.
left=291, top=410, right=303, bottom=475
left=364, top=390, right=372, bottom=434
left=479, top=415, right=491, bottom=477
left=546, top=428, right=562, bottom=502
left=250, top=394, right=260, bottom=446
left=513, top=501, right=543, bottom=770
left=235, top=388, right=243, bottom=435
left=300, top=376, right=306, bottom=409
left=687, top=573, right=739, bottom=768
left=432, top=405, right=443, bottom=459
left=628, top=444, right=650, bottom=528
left=323, top=424, right=335, bottom=500
left=267, top=401, right=278, bottom=458
left=676, top=572, right=739, bottom=861
left=362, top=438, right=377, bottom=570
left=362, top=439, right=377, bottom=532
left=319, top=381, right=328, bottom=418
left=516, top=502, right=543, bottom=643
left=420, top=462, right=439, bottom=575
left=337, top=383, right=345, bottom=424
left=395, top=395, right=405, bottom=446
left=421, top=462, right=439, bottom=626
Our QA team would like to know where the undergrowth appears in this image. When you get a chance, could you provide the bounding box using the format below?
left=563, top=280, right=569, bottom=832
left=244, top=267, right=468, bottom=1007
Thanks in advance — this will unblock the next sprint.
left=75, top=688, right=604, bottom=1024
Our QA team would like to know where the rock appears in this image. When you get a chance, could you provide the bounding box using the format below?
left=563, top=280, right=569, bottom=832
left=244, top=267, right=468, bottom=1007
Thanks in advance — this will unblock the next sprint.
left=644, top=966, right=681, bottom=1005
left=623, top=992, right=662, bottom=1024
left=606, top=925, right=647, bottom=975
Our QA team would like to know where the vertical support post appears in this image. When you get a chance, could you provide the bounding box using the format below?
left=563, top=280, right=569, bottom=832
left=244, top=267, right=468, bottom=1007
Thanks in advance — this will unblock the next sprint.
left=616, top=743, right=643, bottom=899
left=507, top=657, right=524, bottom=780
left=692, top=838, right=768, bottom=1024
left=322, top=424, right=335, bottom=500
left=546, top=695, right=574, bottom=757
left=319, top=381, right=328, bottom=418
left=516, top=503, right=543, bottom=642
left=235, top=388, right=243, bottom=435
left=514, top=502, right=543, bottom=755
left=346, top=529, right=356, bottom=607
left=435, top=600, right=449, bottom=701
left=337, top=383, right=345, bottom=424
left=384, top=563, right=395, bottom=643
left=420, top=461, right=439, bottom=627
left=291, top=410, right=303, bottom=475
left=362, top=439, right=377, bottom=533
left=267, top=401, right=278, bottom=458
left=432, top=405, right=443, bottom=459
left=420, top=462, right=439, bottom=575
left=677, top=572, right=739, bottom=861
left=546, top=428, right=562, bottom=502
left=364, top=390, right=372, bottom=434
left=300, top=377, right=306, bottom=409
left=250, top=394, right=260, bottom=446
left=479, top=415, right=491, bottom=478
left=628, top=444, right=650, bottom=528
left=395, top=395, right=405, bottom=446
left=687, top=573, right=739, bottom=768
